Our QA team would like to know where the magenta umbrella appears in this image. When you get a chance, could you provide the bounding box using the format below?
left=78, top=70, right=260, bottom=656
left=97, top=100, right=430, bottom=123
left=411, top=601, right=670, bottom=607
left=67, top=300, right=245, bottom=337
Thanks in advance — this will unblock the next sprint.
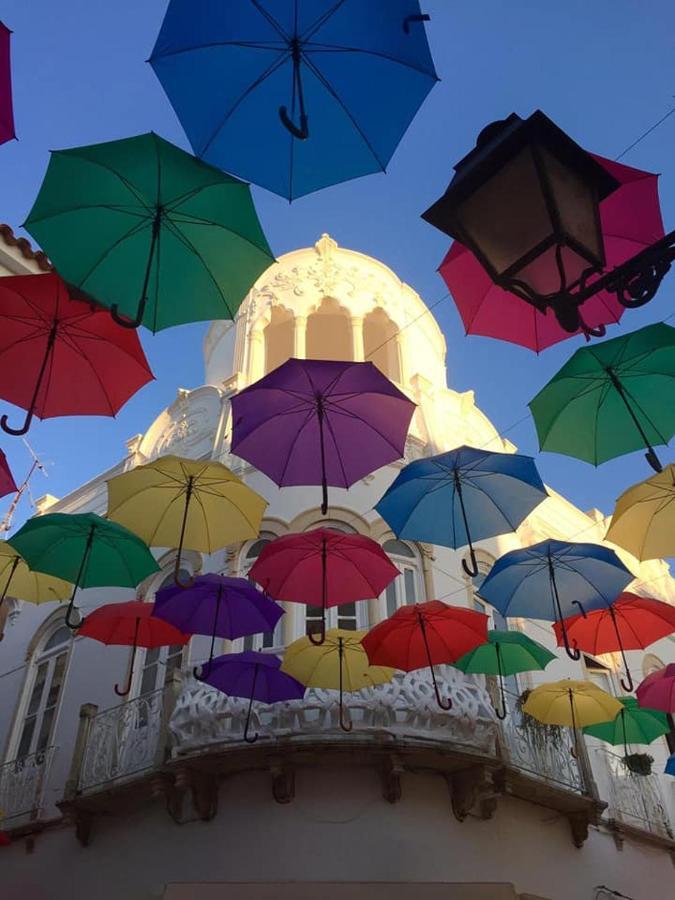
left=231, top=359, right=416, bottom=514
left=636, top=663, right=675, bottom=713
left=0, top=23, right=14, bottom=145
left=0, top=449, right=16, bottom=499
left=439, top=155, right=665, bottom=352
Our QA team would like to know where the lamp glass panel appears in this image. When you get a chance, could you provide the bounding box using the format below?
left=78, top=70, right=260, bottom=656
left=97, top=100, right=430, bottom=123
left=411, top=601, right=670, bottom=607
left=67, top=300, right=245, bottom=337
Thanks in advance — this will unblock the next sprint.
left=541, top=147, right=604, bottom=265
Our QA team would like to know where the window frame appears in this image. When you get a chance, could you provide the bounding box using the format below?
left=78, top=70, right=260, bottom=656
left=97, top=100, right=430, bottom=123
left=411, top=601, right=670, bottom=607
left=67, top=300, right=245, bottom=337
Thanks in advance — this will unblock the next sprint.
left=240, top=534, right=284, bottom=652
left=379, top=539, right=423, bottom=620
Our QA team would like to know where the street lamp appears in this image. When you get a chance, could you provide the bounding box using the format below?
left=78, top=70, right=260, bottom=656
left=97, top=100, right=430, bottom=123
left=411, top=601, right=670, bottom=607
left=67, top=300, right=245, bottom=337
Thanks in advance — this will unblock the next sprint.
left=423, top=110, right=675, bottom=334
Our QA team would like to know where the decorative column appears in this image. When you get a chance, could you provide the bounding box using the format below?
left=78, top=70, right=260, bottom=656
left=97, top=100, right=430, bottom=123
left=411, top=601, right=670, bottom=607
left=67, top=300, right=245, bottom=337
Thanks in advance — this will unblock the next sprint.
left=64, top=703, right=99, bottom=801
left=247, top=323, right=265, bottom=383
left=294, top=314, right=307, bottom=359
left=282, top=601, right=300, bottom=646
left=351, top=315, right=365, bottom=361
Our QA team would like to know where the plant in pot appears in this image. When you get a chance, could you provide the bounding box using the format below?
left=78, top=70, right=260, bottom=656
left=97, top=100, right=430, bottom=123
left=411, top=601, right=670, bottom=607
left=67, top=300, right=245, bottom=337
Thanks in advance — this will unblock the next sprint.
left=622, top=753, right=654, bottom=776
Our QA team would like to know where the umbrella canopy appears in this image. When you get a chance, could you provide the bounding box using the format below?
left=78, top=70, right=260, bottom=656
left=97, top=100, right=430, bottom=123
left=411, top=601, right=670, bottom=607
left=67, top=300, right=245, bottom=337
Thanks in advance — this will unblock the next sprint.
left=282, top=628, right=393, bottom=732
left=478, top=539, right=634, bottom=661
left=248, top=528, right=399, bottom=645
left=196, top=650, right=306, bottom=743
left=453, top=630, right=556, bottom=719
left=636, top=663, right=675, bottom=713
left=24, top=133, right=274, bottom=331
left=231, top=358, right=415, bottom=514
left=606, top=464, right=675, bottom=561
left=153, top=573, right=284, bottom=672
left=666, top=754, right=675, bottom=776
left=0, top=541, right=71, bottom=606
left=375, top=445, right=547, bottom=577
left=362, top=600, right=488, bottom=710
left=106, top=455, right=267, bottom=586
left=554, top=594, right=675, bottom=693
left=583, top=697, right=669, bottom=749
left=0, top=23, right=14, bottom=145
left=150, top=1, right=438, bottom=201
left=8, top=512, right=159, bottom=629
left=79, top=600, right=189, bottom=696
left=529, top=323, right=675, bottom=473
left=0, top=273, right=153, bottom=435
left=0, top=449, right=16, bottom=498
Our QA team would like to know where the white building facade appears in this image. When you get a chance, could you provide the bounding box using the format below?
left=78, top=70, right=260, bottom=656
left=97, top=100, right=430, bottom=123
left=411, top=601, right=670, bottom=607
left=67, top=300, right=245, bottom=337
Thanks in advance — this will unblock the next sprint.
left=0, top=232, right=674, bottom=900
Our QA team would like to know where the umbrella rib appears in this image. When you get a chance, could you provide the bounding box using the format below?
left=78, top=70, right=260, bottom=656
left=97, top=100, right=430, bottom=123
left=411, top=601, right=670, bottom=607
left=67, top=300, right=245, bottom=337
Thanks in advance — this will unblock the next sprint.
left=48, top=151, right=153, bottom=212
left=301, top=0, right=348, bottom=42
left=322, top=412, right=350, bottom=488
left=76, top=218, right=151, bottom=293
left=276, top=405, right=320, bottom=485
left=151, top=41, right=288, bottom=61
left=249, top=0, right=291, bottom=42
left=302, top=43, right=438, bottom=81
left=160, top=218, right=236, bottom=316
left=166, top=207, right=274, bottom=259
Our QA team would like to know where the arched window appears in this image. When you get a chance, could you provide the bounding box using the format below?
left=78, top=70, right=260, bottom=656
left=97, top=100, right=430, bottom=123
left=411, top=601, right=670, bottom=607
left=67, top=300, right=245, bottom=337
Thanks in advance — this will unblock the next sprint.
left=364, top=308, right=401, bottom=382
left=137, top=570, right=190, bottom=698
left=264, top=306, right=294, bottom=374
left=382, top=539, right=421, bottom=617
left=303, top=520, right=366, bottom=633
left=242, top=534, right=282, bottom=651
left=13, top=624, right=71, bottom=761
left=306, top=297, right=351, bottom=361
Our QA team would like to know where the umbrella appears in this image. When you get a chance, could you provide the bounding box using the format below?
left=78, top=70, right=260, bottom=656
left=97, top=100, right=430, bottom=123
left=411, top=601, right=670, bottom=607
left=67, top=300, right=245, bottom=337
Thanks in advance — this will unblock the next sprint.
left=583, top=697, right=669, bottom=756
left=478, top=539, right=634, bottom=661
left=248, top=528, right=399, bottom=645
left=149, top=1, right=438, bottom=201
left=0, top=541, right=71, bottom=607
left=24, top=133, right=274, bottom=330
left=636, top=663, right=675, bottom=713
left=106, top=455, right=267, bottom=587
left=529, top=323, right=675, bottom=473
left=8, top=512, right=159, bottom=629
left=666, top=754, right=675, bottom=776
left=78, top=600, right=189, bottom=696
left=153, top=573, right=283, bottom=674
left=231, top=358, right=415, bottom=515
left=0, top=23, right=14, bottom=145
left=282, top=628, right=393, bottom=732
left=453, top=630, right=556, bottom=720
left=362, top=600, right=488, bottom=709
left=375, top=445, right=547, bottom=577
left=605, top=464, right=675, bottom=561
left=195, top=650, right=305, bottom=743
left=554, top=594, right=675, bottom=692
left=0, top=449, right=16, bottom=498
left=434, top=155, right=664, bottom=353
left=0, top=273, right=154, bottom=435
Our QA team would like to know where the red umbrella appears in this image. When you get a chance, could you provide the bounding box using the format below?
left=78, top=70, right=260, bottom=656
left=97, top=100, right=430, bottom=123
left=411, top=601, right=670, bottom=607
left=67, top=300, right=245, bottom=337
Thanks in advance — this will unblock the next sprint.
left=0, top=273, right=154, bottom=435
left=0, top=23, right=14, bottom=146
left=78, top=601, right=189, bottom=697
left=439, top=155, right=664, bottom=352
left=0, top=448, right=16, bottom=498
left=248, top=528, right=399, bottom=646
left=362, top=600, right=488, bottom=709
left=553, top=593, right=675, bottom=673
left=637, top=663, right=675, bottom=713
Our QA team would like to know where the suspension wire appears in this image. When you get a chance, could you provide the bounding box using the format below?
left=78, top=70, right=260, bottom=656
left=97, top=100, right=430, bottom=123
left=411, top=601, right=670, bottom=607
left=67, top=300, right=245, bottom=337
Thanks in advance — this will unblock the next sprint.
left=615, top=103, right=675, bottom=161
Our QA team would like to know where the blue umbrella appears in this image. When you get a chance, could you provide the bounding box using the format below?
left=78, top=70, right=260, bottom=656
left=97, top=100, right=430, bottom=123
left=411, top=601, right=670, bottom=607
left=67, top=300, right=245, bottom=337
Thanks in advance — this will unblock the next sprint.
left=375, top=446, right=548, bottom=578
left=666, top=753, right=675, bottom=776
left=478, top=540, right=634, bottom=661
left=150, top=0, right=438, bottom=200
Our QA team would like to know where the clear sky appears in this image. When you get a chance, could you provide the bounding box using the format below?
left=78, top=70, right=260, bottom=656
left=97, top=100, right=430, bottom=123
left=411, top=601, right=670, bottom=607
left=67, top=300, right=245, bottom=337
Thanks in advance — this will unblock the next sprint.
left=0, top=0, right=674, bottom=532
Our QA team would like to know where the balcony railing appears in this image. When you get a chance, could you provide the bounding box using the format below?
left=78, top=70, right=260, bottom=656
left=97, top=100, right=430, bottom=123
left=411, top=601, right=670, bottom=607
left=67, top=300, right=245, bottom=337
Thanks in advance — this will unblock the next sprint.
left=598, top=748, right=673, bottom=839
left=0, top=746, right=57, bottom=826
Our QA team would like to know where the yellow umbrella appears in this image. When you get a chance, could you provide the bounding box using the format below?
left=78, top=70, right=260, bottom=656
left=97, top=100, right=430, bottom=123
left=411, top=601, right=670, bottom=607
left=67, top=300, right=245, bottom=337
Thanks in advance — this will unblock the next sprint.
left=0, top=541, right=72, bottom=606
left=606, top=464, right=675, bottom=561
left=282, top=628, right=394, bottom=732
left=106, top=455, right=267, bottom=586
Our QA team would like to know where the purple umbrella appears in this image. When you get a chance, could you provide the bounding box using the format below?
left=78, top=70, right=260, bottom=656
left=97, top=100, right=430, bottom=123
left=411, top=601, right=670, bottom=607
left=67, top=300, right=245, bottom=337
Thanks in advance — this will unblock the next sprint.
left=197, top=650, right=305, bottom=743
left=231, top=359, right=416, bottom=514
left=153, top=574, right=284, bottom=676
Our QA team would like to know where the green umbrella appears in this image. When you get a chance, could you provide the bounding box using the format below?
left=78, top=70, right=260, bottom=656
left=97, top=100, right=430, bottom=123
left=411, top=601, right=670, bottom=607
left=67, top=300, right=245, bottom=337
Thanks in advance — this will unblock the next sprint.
left=453, top=629, right=556, bottom=719
left=24, top=133, right=274, bottom=331
left=8, top=512, right=159, bottom=629
left=529, top=323, right=675, bottom=474
left=583, top=696, right=669, bottom=753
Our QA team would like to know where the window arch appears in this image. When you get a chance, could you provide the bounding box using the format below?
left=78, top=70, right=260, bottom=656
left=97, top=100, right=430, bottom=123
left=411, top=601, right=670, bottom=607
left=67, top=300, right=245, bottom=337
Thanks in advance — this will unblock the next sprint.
left=264, top=306, right=294, bottom=374
left=306, top=297, right=351, bottom=361
left=382, top=539, right=422, bottom=618
left=364, top=308, right=401, bottom=382
left=241, top=532, right=282, bottom=651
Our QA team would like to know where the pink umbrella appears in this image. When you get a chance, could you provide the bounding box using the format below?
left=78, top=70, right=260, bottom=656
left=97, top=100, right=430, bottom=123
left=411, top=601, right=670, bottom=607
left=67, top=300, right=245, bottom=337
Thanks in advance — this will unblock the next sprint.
left=0, top=449, right=16, bottom=499
left=439, top=155, right=664, bottom=352
left=0, top=23, right=14, bottom=145
left=636, top=663, right=675, bottom=713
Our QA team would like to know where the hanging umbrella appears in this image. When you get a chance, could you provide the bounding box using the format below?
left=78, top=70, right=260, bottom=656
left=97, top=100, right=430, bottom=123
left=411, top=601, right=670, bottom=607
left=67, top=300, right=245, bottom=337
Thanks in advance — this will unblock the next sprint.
left=0, top=541, right=71, bottom=606
left=0, top=273, right=154, bottom=435
left=362, top=600, right=488, bottom=710
left=24, top=133, right=274, bottom=330
left=78, top=600, right=189, bottom=696
left=0, top=23, right=14, bottom=146
left=195, top=650, right=305, bottom=743
left=375, top=445, right=547, bottom=577
left=583, top=697, right=669, bottom=757
left=149, top=1, right=438, bottom=201
left=553, top=594, right=675, bottom=692
left=282, top=628, right=393, bottom=732
left=153, top=573, right=283, bottom=675
left=529, top=323, right=675, bottom=473
left=0, top=449, right=16, bottom=498
left=636, top=663, right=675, bottom=713
left=478, top=539, right=633, bottom=662
left=8, top=512, right=159, bottom=629
left=106, top=455, right=267, bottom=586
left=248, top=528, right=399, bottom=645
left=231, top=358, right=415, bottom=515
left=453, top=630, right=556, bottom=720
left=605, top=464, right=675, bottom=561
left=435, top=155, right=664, bottom=352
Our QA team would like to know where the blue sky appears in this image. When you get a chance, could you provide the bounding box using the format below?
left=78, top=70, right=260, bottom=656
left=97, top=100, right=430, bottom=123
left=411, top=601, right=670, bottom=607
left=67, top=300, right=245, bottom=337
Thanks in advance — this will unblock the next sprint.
left=0, top=0, right=674, bottom=530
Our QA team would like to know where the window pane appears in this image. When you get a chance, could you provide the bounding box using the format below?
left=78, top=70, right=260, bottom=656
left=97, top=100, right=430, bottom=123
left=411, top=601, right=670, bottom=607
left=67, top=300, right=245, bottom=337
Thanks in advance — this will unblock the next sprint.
left=17, top=717, right=37, bottom=759
left=337, top=602, right=357, bottom=631
left=262, top=629, right=275, bottom=648
left=26, top=663, right=48, bottom=717
left=35, top=707, right=55, bottom=753
left=403, top=568, right=416, bottom=605
left=305, top=605, right=323, bottom=637
left=492, top=607, right=507, bottom=631
left=45, top=654, right=66, bottom=710
left=385, top=583, right=398, bottom=618
left=383, top=540, right=414, bottom=558
left=139, top=664, right=158, bottom=696
left=243, top=635, right=254, bottom=652
left=43, top=626, right=70, bottom=652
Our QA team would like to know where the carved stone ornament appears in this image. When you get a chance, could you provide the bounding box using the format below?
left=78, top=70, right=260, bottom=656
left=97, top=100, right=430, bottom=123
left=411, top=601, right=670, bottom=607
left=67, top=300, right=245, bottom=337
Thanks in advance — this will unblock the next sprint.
left=268, top=757, right=295, bottom=804
left=447, top=764, right=502, bottom=822
left=567, top=810, right=591, bottom=848
left=381, top=753, right=405, bottom=804
left=138, top=385, right=224, bottom=462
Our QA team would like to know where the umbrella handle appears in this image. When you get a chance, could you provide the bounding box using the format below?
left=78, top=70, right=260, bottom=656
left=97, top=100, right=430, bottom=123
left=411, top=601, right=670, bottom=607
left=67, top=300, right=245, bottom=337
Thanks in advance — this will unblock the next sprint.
left=455, top=475, right=479, bottom=578
left=279, top=107, right=308, bottom=140
left=606, top=367, right=663, bottom=474
left=110, top=302, right=145, bottom=330
left=308, top=618, right=326, bottom=646
left=549, top=559, right=581, bottom=661
left=110, top=209, right=162, bottom=330
left=114, top=618, right=140, bottom=697
left=279, top=37, right=309, bottom=140
left=608, top=605, right=635, bottom=693
left=417, top=609, right=452, bottom=710
left=620, top=670, right=635, bottom=693
left=1, top=321, right=58, bottom=436
left=494, top=648, right=507, bottom=720
left=403, top=13, right=430, bottom=33
left=65, top=524, right=96, bottom=631
left=243, top=667, right=259, bottom=744
left=645, top=448, right=663, bottom=474
left=571, top=600, right=587, bottom=619
left=578, top=309, right=606, bottom=340
left=338, top=638, right=353, bottom=732
left=1, top=410, right=34, bottom=437
left=461, top=549, right=479, bottom=578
